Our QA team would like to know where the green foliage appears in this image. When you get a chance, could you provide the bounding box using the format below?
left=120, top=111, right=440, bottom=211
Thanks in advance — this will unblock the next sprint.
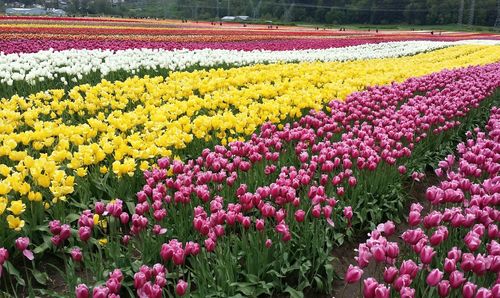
left=118, top=0, right=497, bottom=27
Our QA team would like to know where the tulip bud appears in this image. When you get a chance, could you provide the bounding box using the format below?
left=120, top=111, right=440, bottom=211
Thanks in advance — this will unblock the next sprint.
left=383, top=266, right=398, bottom=283
left=255, top=219, right=265, bottom=231
left=449, top=270, right=465, bottom=288
left=345, top=264, right=363, bottom=284
left=462, top=282, right=477, bottom=298
left=70, top=247, right=83, bottom=262
left=363, top=278, right=378, bottom=298
left=420, top=246, right=435, bottom=264
left=92, top=286, right=109, bottom=298
left=176, top=279, right=188, bottom=296
left=475, top=288, right=492, bottom=298
left=374, top=284, right=390, bottom=298
left=94, top=202, right=105, bottom=215
left=426, top=269, right=443, bottom=287
left=106, top=278, right=121, bottom=294
left=400, top=287, right=415, bottom=298
left=437, top=280, right=450, bottom=297
left=75, top=284, right=89, bottom=298
left=120, top=212, right=130, bottom=224
left=204, top=238, right=216, bottom=252
left=78, top=226, right=92, bottom=242
left=294, top=209, right=306, bottom=222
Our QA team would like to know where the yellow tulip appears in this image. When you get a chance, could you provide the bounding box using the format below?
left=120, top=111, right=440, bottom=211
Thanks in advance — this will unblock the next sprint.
left=7, top=200, right=25, bottom=216
left=0, top=197, right=7, bottom=215
left=7, top=215, right=25, bottom=231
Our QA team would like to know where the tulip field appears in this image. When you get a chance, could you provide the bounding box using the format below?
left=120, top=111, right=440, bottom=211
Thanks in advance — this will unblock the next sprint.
left=0, top=16, right=500, bottom=298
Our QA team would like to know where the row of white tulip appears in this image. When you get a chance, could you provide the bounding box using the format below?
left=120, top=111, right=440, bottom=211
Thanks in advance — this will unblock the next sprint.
left=0, top=39, right=498, bottom=87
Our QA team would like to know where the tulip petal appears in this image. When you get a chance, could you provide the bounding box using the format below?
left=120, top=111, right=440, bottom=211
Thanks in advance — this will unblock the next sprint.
left=23, top=249, right=34, bottom=261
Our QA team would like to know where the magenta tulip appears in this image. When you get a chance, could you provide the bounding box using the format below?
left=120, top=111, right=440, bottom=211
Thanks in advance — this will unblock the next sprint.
left=345, top=264, right=363, bottom=284
left=75, top=284, right=89, bottom=298
left=426, top=269, right=443, bottom=287
left=176, top=279, right=188, bottom=296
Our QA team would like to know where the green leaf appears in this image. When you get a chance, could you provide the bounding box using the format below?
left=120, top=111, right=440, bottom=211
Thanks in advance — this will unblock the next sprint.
left=31, top=269, right=49, bottom=285
left=284, top=286, right=304, bottom=298
left=313, top=276, right=324, bottom=290
left=4, top=260, right=25, bottom=286
left=33, top=241, right=50, bottom=254
left=65, top=213, right=81, bottom=223
left=230, top=282, right=255, bottom=296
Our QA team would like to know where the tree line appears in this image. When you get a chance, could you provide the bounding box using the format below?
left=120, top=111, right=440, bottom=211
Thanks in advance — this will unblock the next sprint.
left=3, top=0, right=499, bottom=27
left=161, top=0, right=498, bottom=27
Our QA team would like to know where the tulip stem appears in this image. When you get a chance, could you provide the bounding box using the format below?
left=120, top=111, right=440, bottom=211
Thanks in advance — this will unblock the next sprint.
left=341, top=283, right=347, bottom=298
left=22, top=258, right=33, bottom=298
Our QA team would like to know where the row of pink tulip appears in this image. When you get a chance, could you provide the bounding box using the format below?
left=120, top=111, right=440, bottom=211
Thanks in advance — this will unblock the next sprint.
left=344, top=106, right=500, bottom=297
left=0, top=38, right=384, bottom=54
left=2, top=62, right=499, bottom=296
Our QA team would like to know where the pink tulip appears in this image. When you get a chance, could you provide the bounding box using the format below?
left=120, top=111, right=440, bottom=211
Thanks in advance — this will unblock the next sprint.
left=120, top=212, right=130, bottom=224
left=491, top=284, right=500, bottom=298
left=134, top=272, right=147, bottom=289
left=449, top=270, right=465, bottom=288
left=106, top=278, right=121, bottom=294
left=371, top=245, right=386, bottom=263
left=447, top=247, right=462, bottom=261
left=393, top=274, right=412, bottom=292
left=255, top=219, right=265, bottom=231
left=75, top=284, right=89, bottom=298
left=383, top=266, right=398, bottom=283
left=204, top=238, right=216, bottom=252
left=437, top=280, right=450, bottom=297
left=475, top=288, right=492, bottom=298
left=399, top=260, right=418, bottom=279
left=400, top=287, right=415, bottom=298
left=426, top=269, right=443, bottom=287
left=462, top=282, right=477, bottom=298
left=94, top=201, right=105, bottom=215
left=78, top=226, right=92, bottom=242
left=294, top=210, right=305, bottom=222
left=381, top=221, right=396, bottom=236
left=0, top=247, right=9, bottom=277
left=92, top=286, right=109, bottom=298
left=265, top=239, right=272, bottom=248
left=363, top=278, right=379, bottom=298
left=49, top=220, right=62, bottom=235
left=386, top=242, right=399, bottom=259
left=374, top=284, right=390, bottom=298
left=345, top=264, right=363, bottom=284
left=461, top=253, right=475, bottom=272
left=176, top=279, right=188, bottom=296
left=344, top=206, right=353, bottom=221
left=398, top=165, right=407, bottom=174
left=110, top=269, right=124, bottom=282
left=15, top=237, right=34, bottom=261
left=71, top=247, right=83, bottom=262
left=419, top=246, right=435, bottom=264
